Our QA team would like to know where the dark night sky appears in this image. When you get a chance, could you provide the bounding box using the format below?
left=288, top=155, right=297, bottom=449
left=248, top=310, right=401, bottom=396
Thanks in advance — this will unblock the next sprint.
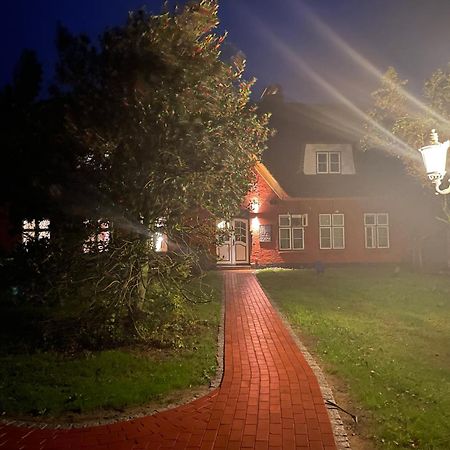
left=3, top=0, right=450, bottom=104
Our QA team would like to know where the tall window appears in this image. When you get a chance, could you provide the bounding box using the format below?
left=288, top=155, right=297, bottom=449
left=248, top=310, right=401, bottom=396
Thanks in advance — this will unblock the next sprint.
left=278, top=214, right=308, bottom=250
left=316, top=151, right=341, bottom=174
left=364, top=213, right=389, bottom=248
left=22, top=219, right=50, bottom=244
left=319, top=214, right=345, bottom=249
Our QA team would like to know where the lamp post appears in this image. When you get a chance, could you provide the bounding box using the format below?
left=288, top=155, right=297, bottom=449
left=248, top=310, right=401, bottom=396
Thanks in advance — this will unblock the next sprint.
left=418, top=129, right=450, bottom=194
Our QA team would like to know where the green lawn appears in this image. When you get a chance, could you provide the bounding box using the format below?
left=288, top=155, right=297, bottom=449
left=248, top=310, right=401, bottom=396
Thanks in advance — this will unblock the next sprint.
left=257, top=267, right=450, bottom=450
left=0, top=272, right=222, bottom=418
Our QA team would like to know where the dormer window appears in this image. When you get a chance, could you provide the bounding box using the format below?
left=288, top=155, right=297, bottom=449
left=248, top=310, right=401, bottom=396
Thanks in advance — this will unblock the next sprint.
left=303, top=144, right=354, bottom=175
left=316, top=151, right=341, bottom=174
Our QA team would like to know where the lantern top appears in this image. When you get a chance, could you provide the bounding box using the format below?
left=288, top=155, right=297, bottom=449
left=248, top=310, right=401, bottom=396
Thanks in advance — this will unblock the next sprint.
left=430, top=129, right=439, bottom=145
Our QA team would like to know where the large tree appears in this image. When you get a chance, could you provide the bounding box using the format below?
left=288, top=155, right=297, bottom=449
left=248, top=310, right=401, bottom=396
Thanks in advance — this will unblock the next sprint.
left=362, top=66, right=450, bottom=179
left=9, top=0, right=269, bottom=347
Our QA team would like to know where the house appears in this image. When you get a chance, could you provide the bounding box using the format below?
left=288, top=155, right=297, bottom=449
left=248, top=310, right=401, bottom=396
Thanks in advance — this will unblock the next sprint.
left=1, top=89, right=445, bottom=269
left=216, top=90, right=446, bottom=268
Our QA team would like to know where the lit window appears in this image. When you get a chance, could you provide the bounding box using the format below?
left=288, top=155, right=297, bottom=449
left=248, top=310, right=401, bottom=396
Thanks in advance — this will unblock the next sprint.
left=22, top=219, right=50, bottom=244
left=364, top=213, right=389, bottom=249
left=83, top=220, right=111, bottom=253
left=319, top=214, right=345, bottom=249
left=316, top=151, right=341, bottom=174
left=278, top=214, right=307, bottom=250
left=153, top=232, right=168, bottom=252
left=152, top=218, right=168, bottom=252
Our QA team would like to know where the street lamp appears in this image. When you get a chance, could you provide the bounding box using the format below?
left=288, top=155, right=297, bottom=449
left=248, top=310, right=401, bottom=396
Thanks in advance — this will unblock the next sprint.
left=418, top=129, right=450, bottom=194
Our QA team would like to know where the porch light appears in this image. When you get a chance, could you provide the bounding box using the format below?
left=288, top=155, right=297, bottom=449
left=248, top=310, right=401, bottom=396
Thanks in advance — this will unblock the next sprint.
left=418, top=129, right=450, bottom=194
left=251, top=217, right=260, bottom=232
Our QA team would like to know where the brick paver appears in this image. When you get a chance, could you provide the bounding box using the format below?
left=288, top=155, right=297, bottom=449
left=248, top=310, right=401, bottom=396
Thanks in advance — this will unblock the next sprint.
left=0, top=271, right=337, bottom=449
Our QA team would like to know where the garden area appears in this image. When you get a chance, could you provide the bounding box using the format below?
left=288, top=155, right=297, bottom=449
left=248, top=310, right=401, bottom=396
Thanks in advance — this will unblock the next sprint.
left=0, top=272, right=222, bottom=421
left=257, top=267, right=450, bottom=450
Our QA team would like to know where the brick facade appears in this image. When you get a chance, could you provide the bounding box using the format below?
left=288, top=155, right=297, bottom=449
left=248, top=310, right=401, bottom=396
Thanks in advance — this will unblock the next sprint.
left=243, top=168, right=409, bottom=267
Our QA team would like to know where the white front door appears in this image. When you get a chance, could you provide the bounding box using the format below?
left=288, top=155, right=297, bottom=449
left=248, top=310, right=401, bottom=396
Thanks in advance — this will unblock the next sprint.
left=217, top=218, right=249, bottom=265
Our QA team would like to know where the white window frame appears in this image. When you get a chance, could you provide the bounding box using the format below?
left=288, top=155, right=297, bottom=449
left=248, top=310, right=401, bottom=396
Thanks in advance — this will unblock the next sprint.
left=319, top=214, right=345, bottom=249
left=316, top=151, right=341, bottom=174
left=22, top=219, right=50, bottom=244
left=364, top=213, right=390, bottom=249
left=278, top=214, right=307, bottom=251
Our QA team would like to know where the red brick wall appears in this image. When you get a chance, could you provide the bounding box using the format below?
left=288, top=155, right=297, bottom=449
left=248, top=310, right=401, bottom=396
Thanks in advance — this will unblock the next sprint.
left=244, top=172, right=409, bottom=266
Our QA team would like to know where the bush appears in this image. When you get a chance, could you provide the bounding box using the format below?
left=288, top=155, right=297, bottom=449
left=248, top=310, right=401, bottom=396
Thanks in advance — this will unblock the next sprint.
left=0, top=237, right=213, bottom=352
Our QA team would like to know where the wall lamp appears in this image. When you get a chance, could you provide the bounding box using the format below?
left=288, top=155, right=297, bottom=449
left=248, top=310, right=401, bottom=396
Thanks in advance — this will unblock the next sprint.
left=418, top=129, right=450, bottom=194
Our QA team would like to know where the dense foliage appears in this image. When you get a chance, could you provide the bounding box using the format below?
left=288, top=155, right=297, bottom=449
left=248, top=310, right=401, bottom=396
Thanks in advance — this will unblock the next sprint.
left=0, top=1, right=269, bottom=350
left=362, top=65, right=450, bottom=179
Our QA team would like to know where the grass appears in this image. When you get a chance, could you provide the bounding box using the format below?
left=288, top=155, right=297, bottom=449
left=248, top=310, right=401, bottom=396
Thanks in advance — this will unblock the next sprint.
left=257, top=267, right=450, bottom=450
left=0, top=272, right=222, bottom=418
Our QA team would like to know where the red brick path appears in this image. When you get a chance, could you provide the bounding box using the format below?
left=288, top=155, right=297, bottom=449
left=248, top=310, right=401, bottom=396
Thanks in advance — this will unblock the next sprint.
left=0, top=271, right=337, bottom=450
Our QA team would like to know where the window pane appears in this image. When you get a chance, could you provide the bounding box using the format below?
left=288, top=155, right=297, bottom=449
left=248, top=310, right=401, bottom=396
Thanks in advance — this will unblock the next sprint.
left=98, top=230, right=110, bottom=246
left=279, top=228, right=291, bottom=249
left=234, top=220, right=246, bottom=243
left=23, top=231, right=35, bottom=244
left=377, top=226, right=389, bottom=248
left=39, top=219, right=50, bottom=230
left=319, top=214, right=331, bottom=226
left=329, top=153, right=340, bottom=173
left=364, top=214, right=376, bottom=225
left=329, top=152, right=340, bottom=163
left=377, top=213, right=389, bottom=225
left=291, top=215, right=303, bottom=227
left=333, top=227, right=345, bottom=248
left=365, top=226, right=375, bottom=248
left=279, top=215, right=290, bottom=227
left=320, top=227, right=331, bottom=249
left=329, top=162, right=340, bottom=173
left=38, top=231, right=51, bottom=240
left=332, top=214, right=344, bottom=226
left=292, top=228, right=304, bottom=249
left=317, top=152, right=328, bottom=173
left=23, top=220, right=35, bottom=230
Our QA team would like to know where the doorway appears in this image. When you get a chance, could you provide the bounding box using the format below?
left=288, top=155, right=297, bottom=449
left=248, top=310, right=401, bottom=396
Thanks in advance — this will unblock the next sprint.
left=216, top=218, right=249, bottom=265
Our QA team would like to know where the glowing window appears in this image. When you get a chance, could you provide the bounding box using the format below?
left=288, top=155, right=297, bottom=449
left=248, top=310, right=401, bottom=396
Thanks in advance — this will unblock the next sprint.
left=83, top=220, right=111, bottom=253
left=153, top=218, right=168, bottom=252
left=22, top=219, right=50, bottom=244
